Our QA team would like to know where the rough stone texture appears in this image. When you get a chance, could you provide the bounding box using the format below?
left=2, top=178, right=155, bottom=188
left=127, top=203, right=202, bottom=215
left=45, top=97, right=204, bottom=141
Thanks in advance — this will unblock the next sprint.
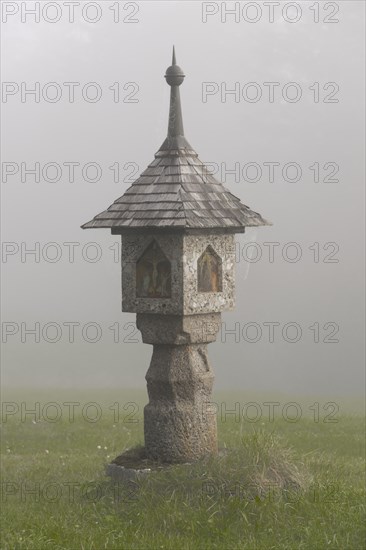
left=138, top=313, right=221, bottom=463
left=121, top=233, right=184, bottom=314
left=136, top=313, right=221, bottom=344
left=121, top=232, right=235, bottom=315
left=121, top=230, right=235, bottom=462
left=183, top=233, right=236, bottom=315
left=121, top=232, right=235, bottom=462
left=106, top=463, right=151, bottom=482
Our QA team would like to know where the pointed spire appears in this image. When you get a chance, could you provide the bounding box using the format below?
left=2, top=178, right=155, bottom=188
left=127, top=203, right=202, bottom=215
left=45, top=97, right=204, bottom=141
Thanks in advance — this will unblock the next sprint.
left=160, top=47, right=192, bottom=151
left=172, top=45, right=176, bottom=65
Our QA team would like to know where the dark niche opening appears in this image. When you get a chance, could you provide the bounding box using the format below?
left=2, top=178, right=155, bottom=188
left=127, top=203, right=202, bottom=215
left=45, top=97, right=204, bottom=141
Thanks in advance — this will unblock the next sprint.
left=197, top=245, right=222, bottom=293
left=136, top=240, right=171, bottom=298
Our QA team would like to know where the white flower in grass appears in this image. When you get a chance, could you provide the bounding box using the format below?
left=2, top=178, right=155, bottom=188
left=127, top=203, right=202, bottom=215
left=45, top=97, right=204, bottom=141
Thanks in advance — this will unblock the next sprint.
left=97, top=445, right=101, bottom=449
left=45, top=449, right=49, bottom=454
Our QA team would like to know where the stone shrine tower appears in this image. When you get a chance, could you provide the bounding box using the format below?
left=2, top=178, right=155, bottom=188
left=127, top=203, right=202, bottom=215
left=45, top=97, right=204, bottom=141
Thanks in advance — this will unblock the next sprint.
left=82, top=48, right=270, bottom=463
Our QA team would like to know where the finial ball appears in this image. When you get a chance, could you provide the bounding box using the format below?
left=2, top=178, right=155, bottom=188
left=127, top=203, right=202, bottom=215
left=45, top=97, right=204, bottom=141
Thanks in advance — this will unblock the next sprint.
left=165, top=64, right=185, bottom=86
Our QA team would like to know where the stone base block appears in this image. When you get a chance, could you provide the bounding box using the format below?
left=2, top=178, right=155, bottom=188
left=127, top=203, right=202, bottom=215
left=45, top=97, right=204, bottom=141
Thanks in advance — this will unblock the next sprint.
left=106, top=463, right=152, bottom=483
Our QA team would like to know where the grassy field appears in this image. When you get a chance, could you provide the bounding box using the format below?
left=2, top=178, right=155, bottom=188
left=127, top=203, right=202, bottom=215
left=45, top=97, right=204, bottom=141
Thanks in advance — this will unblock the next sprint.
left=1, top=390, right=365, bottom=550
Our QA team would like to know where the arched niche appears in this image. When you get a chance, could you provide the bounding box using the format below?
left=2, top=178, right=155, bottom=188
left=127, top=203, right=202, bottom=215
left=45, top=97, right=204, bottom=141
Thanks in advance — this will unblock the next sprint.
left=136, top=240, right=171, bottom=298
left=197, top=245, right=222, bottom=293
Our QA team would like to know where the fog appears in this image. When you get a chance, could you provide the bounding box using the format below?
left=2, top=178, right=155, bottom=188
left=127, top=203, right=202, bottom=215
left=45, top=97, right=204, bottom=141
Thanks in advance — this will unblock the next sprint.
left=1, top=1, right=365, bottom=403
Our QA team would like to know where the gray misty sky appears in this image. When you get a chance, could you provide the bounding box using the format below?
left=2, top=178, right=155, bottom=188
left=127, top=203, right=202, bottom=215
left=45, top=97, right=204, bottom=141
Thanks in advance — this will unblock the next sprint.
left=1, top=1, right=365, bottom=398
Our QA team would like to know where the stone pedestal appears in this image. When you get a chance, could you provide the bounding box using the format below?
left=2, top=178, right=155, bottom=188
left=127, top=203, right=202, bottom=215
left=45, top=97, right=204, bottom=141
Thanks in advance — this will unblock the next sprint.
left=137, top=313, right=221, bottom=463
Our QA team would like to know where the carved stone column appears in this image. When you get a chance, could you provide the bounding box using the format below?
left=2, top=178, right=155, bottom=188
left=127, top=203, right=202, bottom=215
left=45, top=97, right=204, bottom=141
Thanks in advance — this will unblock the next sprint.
left=137, top=313, right=221, bottom=463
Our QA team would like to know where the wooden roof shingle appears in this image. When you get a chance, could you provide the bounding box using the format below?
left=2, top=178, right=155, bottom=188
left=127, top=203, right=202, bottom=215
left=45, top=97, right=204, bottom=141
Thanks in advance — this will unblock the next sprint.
left=82, top=50, right=270, bottom=232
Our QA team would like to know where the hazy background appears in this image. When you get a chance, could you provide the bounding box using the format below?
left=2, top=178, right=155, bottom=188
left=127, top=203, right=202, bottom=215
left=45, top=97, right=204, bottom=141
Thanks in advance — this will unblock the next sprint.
left=1, top=1, right=365, bottom=405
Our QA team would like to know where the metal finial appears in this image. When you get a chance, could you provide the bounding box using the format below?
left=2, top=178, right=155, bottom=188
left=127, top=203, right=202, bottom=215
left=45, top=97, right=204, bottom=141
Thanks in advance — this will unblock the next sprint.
left=172, top=45, right=176, bottom=65
left=165, top=47, right=185, bottom=87
left=160, top=47, right=192, bottom=150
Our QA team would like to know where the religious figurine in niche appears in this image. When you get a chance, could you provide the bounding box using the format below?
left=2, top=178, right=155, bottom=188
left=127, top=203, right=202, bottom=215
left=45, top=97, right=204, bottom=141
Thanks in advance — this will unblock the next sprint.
left=136, top=240, right=171, bottom=298
left=197, top=246, right=222, bottom=293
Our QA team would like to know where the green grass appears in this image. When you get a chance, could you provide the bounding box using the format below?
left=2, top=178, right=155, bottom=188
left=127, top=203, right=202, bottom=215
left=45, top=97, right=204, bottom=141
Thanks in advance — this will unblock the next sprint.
left=1, top=391, right=365, bottom=550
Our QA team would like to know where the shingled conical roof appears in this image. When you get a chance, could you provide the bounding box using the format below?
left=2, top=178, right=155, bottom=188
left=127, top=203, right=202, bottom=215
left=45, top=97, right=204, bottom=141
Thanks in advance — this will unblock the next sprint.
left=82, top=48, right=270, bottom=232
